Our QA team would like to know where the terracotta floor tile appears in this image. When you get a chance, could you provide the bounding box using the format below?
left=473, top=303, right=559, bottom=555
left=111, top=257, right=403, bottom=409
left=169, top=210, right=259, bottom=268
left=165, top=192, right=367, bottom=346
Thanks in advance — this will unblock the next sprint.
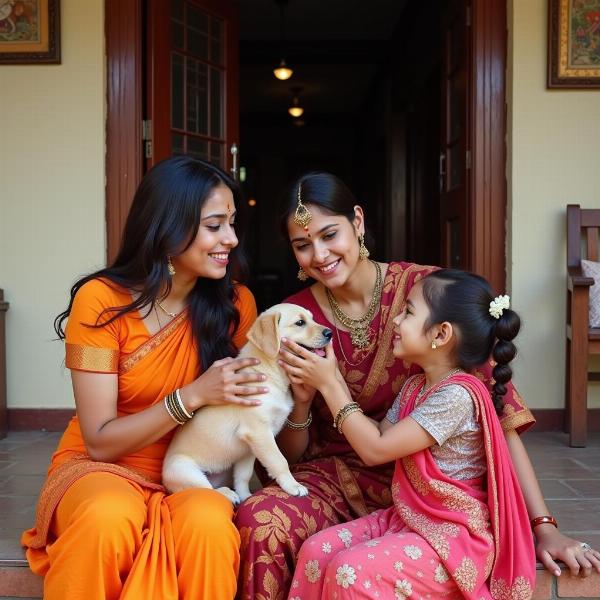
left=538, top=479, right=582, bottom=499
left=562, top=479, right=600, bottom=498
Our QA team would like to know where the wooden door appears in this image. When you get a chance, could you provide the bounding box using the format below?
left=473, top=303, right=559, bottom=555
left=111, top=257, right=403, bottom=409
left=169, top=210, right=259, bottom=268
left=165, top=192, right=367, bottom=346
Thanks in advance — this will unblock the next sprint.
left=146, top=0, right=239, bottom=172
left=439, top=0, right=470, bottom=269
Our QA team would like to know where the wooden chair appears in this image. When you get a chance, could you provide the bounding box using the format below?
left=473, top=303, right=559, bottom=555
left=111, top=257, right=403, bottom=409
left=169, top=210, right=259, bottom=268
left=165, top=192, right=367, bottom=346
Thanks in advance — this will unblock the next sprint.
left=566, top=205, right=600, bottom=447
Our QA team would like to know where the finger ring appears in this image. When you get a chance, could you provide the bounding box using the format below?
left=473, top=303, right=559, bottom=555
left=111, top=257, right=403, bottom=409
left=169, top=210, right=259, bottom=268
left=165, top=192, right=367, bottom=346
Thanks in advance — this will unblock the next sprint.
left=580, top=542, right=592, bottom=551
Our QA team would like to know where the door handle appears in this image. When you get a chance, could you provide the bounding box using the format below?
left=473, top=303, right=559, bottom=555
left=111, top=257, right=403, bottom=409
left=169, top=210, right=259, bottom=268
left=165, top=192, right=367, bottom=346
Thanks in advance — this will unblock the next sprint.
left=439, top=152, right=446, bottom=192
left=230, top=143, right=239, bottom=180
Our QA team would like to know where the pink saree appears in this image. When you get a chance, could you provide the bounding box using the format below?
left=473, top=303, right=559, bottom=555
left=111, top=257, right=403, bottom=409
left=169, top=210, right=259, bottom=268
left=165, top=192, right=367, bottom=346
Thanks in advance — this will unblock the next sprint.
left=288, top=373, right=534, bottom=599
left=391, top=373, right=535, bottom=598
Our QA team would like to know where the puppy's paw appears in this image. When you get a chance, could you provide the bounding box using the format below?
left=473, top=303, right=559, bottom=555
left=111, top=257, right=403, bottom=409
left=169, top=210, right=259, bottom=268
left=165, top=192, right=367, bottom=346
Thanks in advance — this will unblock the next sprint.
left=279, top=478, right=309, bottom=497
left=235, top=488, right=252, bottom=503
left=216, top=486, right=241, bottom=505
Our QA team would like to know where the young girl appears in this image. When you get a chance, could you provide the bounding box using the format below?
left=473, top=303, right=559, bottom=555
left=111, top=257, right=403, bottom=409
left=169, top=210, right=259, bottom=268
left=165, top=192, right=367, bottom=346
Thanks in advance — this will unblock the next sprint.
left=279, top=268, right=536, bottom=599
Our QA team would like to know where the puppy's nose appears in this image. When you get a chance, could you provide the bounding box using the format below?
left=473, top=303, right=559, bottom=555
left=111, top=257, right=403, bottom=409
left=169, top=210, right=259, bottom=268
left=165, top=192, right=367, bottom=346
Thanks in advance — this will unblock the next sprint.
left=323, top=328, right=333, bottom=340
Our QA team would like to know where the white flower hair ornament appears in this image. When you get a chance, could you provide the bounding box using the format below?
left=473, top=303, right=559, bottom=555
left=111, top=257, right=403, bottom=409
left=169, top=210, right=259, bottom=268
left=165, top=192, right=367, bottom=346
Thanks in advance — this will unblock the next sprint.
left=489, top=295, right=510, bottom=319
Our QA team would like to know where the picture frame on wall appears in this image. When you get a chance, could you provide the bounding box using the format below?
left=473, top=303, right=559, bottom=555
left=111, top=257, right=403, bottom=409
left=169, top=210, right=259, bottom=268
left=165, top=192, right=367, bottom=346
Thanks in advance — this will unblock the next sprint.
left=0, top=0, right=60, bottom=64
left=548, top=0, right=600, bottom=88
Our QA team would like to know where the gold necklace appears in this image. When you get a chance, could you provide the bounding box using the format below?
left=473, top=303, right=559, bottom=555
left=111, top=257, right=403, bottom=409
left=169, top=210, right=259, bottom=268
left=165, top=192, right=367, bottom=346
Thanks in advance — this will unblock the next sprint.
left=325, top=261, right=383, bottom=350
left=418, top=368, right=463, bottom=398
left=156, top=299, right=177, bottom=318
left=330, top=311, right=376, bottom=368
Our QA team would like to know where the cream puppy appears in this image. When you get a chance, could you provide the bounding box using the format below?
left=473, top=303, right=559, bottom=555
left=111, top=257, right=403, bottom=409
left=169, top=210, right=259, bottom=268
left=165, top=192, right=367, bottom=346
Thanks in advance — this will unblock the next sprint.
left=162, top=303, right=332, bottom=504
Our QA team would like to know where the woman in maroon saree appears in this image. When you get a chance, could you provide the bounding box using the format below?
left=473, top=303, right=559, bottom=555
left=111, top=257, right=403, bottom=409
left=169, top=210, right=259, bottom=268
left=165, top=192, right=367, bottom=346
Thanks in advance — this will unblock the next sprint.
left=235, top=173, right=599, bottom=599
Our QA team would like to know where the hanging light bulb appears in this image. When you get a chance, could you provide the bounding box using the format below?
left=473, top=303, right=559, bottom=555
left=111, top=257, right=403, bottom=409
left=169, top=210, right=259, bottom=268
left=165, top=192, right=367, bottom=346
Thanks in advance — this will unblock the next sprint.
left=273, top=0, right=293, bottom=80
left=274, top=58, right=293, bottom=80
left=288, top=86, right=304, bottom=117
left=288, top=96, right=304, bottom=117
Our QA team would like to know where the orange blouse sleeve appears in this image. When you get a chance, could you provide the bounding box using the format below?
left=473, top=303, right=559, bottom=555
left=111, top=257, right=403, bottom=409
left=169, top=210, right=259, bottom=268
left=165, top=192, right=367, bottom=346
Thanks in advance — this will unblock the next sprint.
left=64, top=279, right=124, bottom=373
left=232, top=284, right=257, bottom=350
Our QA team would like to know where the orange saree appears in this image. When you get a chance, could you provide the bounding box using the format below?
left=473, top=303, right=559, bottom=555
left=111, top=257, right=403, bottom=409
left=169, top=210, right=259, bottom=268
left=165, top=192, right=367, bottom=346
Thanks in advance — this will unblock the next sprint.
left=21, top=278, right=257, bottom=600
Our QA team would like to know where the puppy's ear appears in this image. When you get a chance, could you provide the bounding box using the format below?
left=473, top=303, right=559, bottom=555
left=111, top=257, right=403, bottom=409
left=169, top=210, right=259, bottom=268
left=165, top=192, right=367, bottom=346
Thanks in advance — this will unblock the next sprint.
left=246, top=312, right=281, bottom=358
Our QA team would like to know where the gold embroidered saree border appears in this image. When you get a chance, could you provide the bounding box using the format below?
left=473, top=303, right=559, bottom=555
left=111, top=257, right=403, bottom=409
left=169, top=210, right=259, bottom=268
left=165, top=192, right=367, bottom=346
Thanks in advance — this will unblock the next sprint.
left=500, top=408, right=535, bottom=433
left=66, top=343, right=119, bottom=373
left=358, top=264, right=422, bottom=405
left=334, top=457, right=369, bottom=518
left=119, top=309, right=188, bottom=374
left=28, top=454, right=164, bottom=550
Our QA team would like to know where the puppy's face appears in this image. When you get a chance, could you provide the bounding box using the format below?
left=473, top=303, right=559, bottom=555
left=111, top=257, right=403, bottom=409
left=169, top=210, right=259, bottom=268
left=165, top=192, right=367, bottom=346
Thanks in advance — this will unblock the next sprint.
left=247, top=303, right=332, bottom=358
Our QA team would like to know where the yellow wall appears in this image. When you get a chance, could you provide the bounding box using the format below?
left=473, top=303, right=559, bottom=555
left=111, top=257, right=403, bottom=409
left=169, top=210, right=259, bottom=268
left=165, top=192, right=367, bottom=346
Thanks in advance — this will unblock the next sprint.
left=1, top=0, right=598, bottom=414
left=507, top=0, right=600, bottom=409
left=0, top=0, right=105, bottom=410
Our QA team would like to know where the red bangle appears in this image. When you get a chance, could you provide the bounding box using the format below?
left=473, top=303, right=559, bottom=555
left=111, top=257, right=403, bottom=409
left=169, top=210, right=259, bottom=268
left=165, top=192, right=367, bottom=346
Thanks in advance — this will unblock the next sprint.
left=530, top=515, right=558, bottom=530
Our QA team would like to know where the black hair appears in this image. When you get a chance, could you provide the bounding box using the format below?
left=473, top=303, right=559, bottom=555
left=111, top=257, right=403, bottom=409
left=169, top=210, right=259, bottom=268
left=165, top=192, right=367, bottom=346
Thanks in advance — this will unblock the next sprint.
left=279, top=172, right=373, bottom=246
left=54, top=155, right=248, bottom=371
left=420, top=269, right=521, bottom=416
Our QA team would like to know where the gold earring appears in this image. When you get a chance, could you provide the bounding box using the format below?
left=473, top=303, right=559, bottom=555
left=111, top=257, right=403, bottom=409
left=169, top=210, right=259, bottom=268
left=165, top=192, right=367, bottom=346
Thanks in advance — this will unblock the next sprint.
left=297, top=267, right=308, bottom=281
left=358, top=233, right=370, bottom=260
left=431, top=340, right=437, bottom=349
left=167, top=256, right=176, bottom=276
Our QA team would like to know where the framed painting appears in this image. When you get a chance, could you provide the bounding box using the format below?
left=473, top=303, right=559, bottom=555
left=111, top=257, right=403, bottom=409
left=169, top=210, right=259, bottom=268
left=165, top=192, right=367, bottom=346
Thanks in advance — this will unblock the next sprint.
left=0, top=0, right=60, bottom=64
left=548, top=0, right=600, bottom=87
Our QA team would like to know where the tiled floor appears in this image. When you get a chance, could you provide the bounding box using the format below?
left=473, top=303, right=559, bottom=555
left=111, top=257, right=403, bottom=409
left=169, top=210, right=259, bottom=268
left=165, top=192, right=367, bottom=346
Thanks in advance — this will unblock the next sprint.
left=0, top=430, right=599, bottom=598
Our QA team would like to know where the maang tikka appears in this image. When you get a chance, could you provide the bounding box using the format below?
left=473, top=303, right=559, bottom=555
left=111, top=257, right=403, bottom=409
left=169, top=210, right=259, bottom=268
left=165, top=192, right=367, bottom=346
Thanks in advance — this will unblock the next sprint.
left=293, top=183, right=312, bottom=230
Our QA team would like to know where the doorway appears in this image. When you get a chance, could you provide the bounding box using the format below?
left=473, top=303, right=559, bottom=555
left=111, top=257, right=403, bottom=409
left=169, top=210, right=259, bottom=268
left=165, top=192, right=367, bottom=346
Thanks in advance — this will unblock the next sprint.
left=105, top=0, right=508, bottom=306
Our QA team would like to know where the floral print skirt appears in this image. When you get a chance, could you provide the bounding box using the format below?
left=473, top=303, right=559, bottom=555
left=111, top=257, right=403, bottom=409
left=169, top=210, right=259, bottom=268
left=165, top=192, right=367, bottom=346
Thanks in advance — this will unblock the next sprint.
left=289, top=507, right=462, bottom=599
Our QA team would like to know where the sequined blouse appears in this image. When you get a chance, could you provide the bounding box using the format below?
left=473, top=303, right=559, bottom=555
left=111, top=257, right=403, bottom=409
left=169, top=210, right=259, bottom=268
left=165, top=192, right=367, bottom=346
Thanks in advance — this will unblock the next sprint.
left=385, top=383, right=486, bottom=480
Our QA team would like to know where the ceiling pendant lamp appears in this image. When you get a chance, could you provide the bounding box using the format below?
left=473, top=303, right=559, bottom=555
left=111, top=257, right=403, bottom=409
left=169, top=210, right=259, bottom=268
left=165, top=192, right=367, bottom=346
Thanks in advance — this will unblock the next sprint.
left=274, top=59, right=293, bottom=81
left=273, top=0, right=293, bottom=80
left=288, top=88, right=304, bottom=117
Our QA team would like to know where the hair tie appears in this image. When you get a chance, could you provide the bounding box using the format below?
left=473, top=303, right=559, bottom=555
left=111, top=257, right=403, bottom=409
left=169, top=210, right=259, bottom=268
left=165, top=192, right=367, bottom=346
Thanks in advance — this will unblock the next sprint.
left=489, top=295, right=510, bottom=319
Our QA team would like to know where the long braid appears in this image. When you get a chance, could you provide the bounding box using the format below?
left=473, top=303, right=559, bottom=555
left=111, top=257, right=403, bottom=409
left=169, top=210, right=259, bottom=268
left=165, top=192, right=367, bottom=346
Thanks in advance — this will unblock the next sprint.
left=491, top=309, right=521, bottom=415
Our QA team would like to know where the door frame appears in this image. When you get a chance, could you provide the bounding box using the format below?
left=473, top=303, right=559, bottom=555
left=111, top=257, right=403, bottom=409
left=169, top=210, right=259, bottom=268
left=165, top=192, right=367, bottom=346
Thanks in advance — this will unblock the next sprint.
left=469, top=0, right=507, bottom=294
left=105, top=0, right=508, bottom=290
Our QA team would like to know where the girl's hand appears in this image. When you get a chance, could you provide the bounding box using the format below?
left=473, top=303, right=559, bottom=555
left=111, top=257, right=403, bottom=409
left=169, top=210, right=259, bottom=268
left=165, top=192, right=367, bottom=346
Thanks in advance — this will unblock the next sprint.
left=535, top=526, right=600, bottom=577
left=183, top=356, right=268, bottom=410
left=278, top=338, right=338, bottom=392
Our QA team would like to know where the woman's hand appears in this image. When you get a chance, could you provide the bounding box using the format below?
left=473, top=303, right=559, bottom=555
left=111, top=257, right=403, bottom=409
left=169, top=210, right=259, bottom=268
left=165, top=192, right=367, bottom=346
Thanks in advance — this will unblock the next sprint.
left=535, top=525, right=600, bottom=577
left=183, top=356, right=268, bottom=410
left=278, top=338, right=338, bottom=392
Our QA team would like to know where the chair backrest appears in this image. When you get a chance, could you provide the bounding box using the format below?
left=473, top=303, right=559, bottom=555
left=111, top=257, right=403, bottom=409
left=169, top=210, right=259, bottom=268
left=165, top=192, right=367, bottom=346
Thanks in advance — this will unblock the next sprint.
left=567, top=204, right=600, bottom=269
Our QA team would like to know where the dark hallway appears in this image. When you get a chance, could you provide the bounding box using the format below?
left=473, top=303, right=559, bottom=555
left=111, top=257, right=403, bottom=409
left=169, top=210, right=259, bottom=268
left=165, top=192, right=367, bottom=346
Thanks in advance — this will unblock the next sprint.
left=236, top=0, right=445, bottom=308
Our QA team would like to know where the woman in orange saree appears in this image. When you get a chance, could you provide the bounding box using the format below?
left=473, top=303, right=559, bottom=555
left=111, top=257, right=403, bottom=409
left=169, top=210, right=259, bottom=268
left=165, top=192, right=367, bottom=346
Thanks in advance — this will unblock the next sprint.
left=21, top=156, right=263, bottom=600
left=235, top=172, right=599, bottom=599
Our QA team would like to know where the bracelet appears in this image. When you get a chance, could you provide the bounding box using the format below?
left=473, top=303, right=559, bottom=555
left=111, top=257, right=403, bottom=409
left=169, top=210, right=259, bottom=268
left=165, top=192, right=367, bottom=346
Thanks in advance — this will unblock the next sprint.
left=285, top=411, right=313, bottom=430
left=530, top=515, right=558, bottom=530
left=333, top=402, right=363, bottom=434
left=164, top=389, right=194, bottom=426
left=164, top=396, right=186, bottom=425
left=175, top=388, right=194, bottom=420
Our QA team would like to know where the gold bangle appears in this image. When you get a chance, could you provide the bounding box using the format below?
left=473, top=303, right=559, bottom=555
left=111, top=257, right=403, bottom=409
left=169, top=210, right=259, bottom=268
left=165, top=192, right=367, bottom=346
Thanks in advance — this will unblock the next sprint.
left=165, top=391, right=193, bottom=425
left=164, top=397, right=186, bottom=425
left=175, top=388, right=194, bottom=420
left=166, top=392, right=187, bottom=423
left=285, top=411, right=313, bottom=430
left=336, top=405, right=363, bottom=434
left=333, top=402, right=363, bottom=433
